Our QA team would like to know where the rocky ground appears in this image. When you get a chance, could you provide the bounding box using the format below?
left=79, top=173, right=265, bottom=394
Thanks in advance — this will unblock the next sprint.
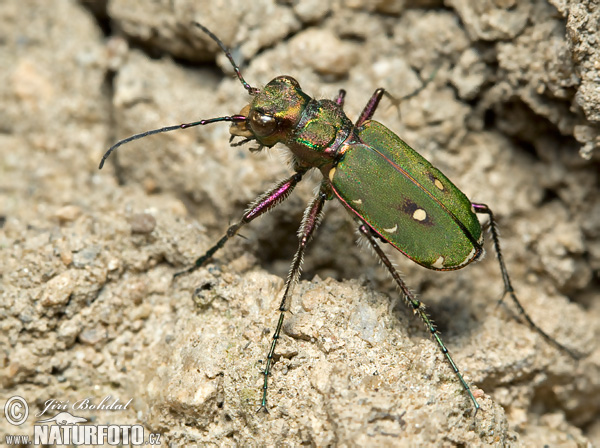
left=1, top=0, right=599, bottom=446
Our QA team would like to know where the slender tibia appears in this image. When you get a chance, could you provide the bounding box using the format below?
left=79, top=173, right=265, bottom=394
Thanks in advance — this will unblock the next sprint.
left=259, top=184, right=328, bottom=412
left=174, top=171, right=305, bottom=278
left=472, top=203, right=580, bottom=360
left=358, top=223, right=480, bottom=414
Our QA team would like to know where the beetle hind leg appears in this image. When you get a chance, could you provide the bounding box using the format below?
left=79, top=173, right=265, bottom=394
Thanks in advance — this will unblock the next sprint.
left=472, top=203, right=580, bottom=360
left=358, top=223, right=481, bottom=414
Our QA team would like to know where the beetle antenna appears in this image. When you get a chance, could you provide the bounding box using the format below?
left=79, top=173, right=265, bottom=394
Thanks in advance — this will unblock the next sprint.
left=194, top=22, right=259, bottom=96
left=99, top=115, right=246, bottom=169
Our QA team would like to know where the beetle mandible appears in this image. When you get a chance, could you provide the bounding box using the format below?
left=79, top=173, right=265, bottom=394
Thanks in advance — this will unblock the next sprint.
left=100, top=22, right=578, bottom=415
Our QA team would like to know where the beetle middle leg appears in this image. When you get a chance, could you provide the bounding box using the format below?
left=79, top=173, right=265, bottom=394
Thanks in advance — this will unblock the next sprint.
left=358, top=223, right=481, bottom=414
left=472, top=203, right=580, bottom=360
left=259, top=182, right=328, bottom=412
left=174, top=170, right=307, bottom=277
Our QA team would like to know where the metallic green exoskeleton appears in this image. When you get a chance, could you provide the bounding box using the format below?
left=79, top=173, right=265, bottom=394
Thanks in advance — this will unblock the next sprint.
left=230, top=75, right=484, bottom=271
left=330, top=121, right=483, bottom=270
left=100, top=23, right=578, bottom=416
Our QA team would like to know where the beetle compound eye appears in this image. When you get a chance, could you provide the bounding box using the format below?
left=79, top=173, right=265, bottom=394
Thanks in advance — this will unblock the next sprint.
left=249, top=110, right=277, bottom=136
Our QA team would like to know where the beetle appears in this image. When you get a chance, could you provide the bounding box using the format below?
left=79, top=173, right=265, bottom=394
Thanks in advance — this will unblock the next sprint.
left=100, top=23, right=577, bottom=414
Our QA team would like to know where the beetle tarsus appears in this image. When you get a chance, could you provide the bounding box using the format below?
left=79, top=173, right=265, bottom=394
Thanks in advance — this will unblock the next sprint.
left=472, top=202, right=581, bottom=360
left=358, top=223, right=481, bottom=414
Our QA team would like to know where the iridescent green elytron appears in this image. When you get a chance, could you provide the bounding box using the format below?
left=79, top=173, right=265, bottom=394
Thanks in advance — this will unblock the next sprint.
left=331, top=121, right=483, bottom=270
left=100, top=23, right=579, bottom=416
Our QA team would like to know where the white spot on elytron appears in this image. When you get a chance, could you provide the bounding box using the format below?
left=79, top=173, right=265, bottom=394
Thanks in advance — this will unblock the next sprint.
left=432, top=256, right=445, bottom=269
left=457, top=246, right=478, bottom=267
left=413, top=209, right=427, bottom=221
left=434, top=178, right=444, bottom=190
left=328, top=167, right=336, bottom=181
left=383, top=224, right=398, bottom=233
left=352, top=199, right=363, bottom=205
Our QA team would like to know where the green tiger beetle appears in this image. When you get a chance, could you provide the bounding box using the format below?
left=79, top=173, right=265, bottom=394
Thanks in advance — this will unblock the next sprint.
left=100, top=23, right=579, bottom=415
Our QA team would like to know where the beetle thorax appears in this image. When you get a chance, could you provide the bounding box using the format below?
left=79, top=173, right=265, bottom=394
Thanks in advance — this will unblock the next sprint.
left=230, top=75, right=353, bottom=171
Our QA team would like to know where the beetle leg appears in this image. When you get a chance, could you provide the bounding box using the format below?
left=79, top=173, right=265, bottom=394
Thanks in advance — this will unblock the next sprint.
left=355, top=88, right=421, bottom=127
left=472, top=203, right=580, bottom=360
left=334, top=89, right=346, bottom=107
left=358, top=223, right=481, bottom=415
left=355, top=68, right=439, bottom=127
left=355, top=88, right=386, bottom=127
left=174, top=170, right=306, bottom=278
left=259, top=183, right=328, bottom=412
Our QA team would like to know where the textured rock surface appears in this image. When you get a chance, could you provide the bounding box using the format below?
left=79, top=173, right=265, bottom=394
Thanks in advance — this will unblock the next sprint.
left=1, top=0, right=598, bottom=446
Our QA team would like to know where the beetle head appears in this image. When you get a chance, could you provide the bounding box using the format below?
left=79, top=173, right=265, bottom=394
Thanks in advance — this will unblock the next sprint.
left=230, top=76, right=310, bottom=147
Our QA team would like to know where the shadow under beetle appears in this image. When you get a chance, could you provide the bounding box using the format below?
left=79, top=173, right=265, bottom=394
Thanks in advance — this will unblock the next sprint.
left=100, top=23, right=579, bottom=415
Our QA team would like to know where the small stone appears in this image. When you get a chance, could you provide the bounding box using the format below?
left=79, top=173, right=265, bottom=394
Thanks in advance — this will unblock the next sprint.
left=79, top=327, right=106, bottom=346
left=129, top=213, right=156, bottom=234
left=72, top=245, right=100, bottom=268
left=54, top=205, right=82, bottom=223
left=107, top=258, right=120, bottom=271
left=40, top=271, right=74, bottom=307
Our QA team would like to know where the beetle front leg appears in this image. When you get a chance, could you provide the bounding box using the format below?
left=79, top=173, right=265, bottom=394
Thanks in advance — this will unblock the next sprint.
left=259, top=183, right=328, bottom=412
left=472, top=203, right=580, bottom=360
left=358, top=223, right=481, bottom=414
left=174, top=170, right=306, bottom=278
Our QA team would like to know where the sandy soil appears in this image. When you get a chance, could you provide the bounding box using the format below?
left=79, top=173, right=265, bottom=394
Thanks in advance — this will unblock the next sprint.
left=1, top=0, right=599, bottom=446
